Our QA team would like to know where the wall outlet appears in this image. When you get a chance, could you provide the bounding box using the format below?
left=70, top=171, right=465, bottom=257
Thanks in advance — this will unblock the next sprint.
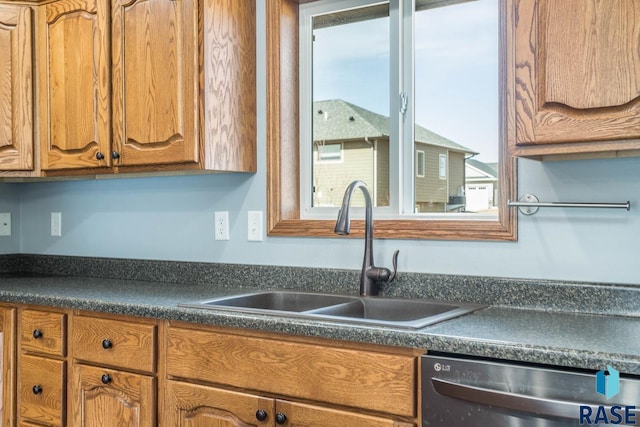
left=247, top=211, right=263, bottom=242
left=51, top=212, right=62, bottom=237
left=214, top=211, right=229, bottom=240
left=0, top=213, right=11, bottom=236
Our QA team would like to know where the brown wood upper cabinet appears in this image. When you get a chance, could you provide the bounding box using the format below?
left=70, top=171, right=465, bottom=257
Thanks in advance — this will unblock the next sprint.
left=38, top=0, right=256, bottom=174
left=509, top=0, right=640, bottom=159
left=0, top=4, right=34, bottom=173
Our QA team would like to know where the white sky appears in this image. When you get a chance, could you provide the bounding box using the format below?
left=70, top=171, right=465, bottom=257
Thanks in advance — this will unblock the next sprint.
left=313, top=0, right=499, bottom=162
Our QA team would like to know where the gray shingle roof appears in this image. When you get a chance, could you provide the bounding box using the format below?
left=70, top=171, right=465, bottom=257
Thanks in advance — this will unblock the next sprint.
left=467, top=159, right=498, bottom=178
left=312, top=99, right=477, bottom=154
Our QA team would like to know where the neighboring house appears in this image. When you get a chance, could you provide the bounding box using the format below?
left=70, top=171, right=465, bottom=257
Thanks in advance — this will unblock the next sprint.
left=465, top=159, right=499, bottom=212
left=312, top=99, right=477, bottom=212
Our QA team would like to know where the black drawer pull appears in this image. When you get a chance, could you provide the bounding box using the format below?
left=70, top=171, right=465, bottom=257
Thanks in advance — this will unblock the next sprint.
left=102, top=339, right=113, bottom=349
left=32, top=329, right=43, bottom=339
left=255, top=409, right=267, bottom=421
left=32, top=385, right=42, bottom=395
left=101, top=374, right=112, bottom=384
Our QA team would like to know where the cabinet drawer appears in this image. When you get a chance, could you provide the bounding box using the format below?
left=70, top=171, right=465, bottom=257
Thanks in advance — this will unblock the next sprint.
left=167, top=327, right=417, bottom=417
left=19, top=354, right=65, bottom=427
left=72, top=316, right=157, bottom=373
left=20, top=310, right=66, bottom=357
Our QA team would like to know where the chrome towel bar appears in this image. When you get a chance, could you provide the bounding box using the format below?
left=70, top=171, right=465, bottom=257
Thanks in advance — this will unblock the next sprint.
left=508, top=194, right=631, bottom=215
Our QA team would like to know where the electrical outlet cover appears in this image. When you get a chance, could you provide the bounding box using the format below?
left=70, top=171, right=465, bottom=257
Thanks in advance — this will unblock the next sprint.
left=214, top=211, right=230, bottom=240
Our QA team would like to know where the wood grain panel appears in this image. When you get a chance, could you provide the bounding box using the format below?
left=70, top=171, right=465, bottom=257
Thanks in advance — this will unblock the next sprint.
left=19, top=309, right=66, bottom=357
left=0, top=5, right=34, bottom=171
left=18, top=355, right=65, bottom=426
left=277, top=400, right=415, bottom=427
left=204, top=0, right=256, bottom=172
left=512, top=0, right=640, bottom=147
left=112, top=0, right=198, bottom=166
left=1, top=307, right=16, bottom=427
left=70, top=364, right=155, bottom=427
left=166, top=327, right=417, bottom=417
left=165, top=380, right=272, bottom=427
left=544, top=0, right=640, bottom=109
left=39, top=0, right=110, bottom=170
left=72, top=316, right=156, bottom=373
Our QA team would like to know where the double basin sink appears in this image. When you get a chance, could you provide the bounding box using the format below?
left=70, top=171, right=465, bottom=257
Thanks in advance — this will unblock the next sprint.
left=180, top=291, right=485, bottom=329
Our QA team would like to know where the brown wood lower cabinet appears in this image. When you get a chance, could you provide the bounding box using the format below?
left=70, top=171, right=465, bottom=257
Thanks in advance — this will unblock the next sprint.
left=3, top=305, right=421, bottom=426
left=70, top=364, right=155, bottom=426
left=164, top=324, right=421, bottom=426
left=165, top=380, right=414, bottom=427
left=18, top=355, right=65, bottom=426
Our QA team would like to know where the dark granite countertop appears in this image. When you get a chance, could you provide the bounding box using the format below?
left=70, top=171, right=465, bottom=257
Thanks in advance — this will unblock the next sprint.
left=0, top=272, right=638, bottom=375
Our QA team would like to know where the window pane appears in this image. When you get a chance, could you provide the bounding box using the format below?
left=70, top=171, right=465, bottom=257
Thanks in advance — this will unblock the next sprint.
left=414, top=0, right=499, bottom=214
left=311, top=3, right=390, bottom=208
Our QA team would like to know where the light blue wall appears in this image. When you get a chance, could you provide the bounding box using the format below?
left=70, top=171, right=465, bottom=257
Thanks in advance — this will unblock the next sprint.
left=0, top=183, right=20, bottom=254
left=15, top=157, right=640, bottom=285
left=9, top=0, right=640, bottom=285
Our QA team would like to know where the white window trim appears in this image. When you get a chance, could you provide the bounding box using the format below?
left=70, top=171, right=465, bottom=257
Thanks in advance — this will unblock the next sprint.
left=316, top=142, right=343, bottom=163
left=439, top=153, right=447, bottom=180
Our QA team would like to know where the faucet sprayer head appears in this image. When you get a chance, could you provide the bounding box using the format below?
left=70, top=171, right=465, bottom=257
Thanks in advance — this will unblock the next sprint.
left=334, top=208, right=351, bottom=235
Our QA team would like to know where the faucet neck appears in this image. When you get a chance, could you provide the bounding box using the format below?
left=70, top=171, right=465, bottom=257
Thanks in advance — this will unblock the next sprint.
left=334, top=180, right=377, bottom=296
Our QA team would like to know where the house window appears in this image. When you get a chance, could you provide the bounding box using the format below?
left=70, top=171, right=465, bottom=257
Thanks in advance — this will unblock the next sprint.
left=416, top=150, right=425, bottom=178
left=317, top=143, right=343, bottom=162
left=439, top=154, right=447, bottom=180
left=265, top=0, right=516, bottom=240
left=300, top=0, right=499, bottom=217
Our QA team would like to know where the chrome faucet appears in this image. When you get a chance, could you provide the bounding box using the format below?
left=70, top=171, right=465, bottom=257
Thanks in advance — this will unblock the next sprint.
left=334, top=180, right=399, bottom=296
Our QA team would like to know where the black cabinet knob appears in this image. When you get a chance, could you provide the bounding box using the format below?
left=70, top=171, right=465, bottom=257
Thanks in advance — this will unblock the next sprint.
left=101, top=339, right=113, bottom=349
left=96, top=152, right=105, bottom=160
left=32, top=385, right=42, bottom=395
left=101, top=374, right=112, bottom=384
left=255, top=409, right=267, bottom=421
left=111, top=151, right=120, bottom=160
left=32, top=329, right=43, bottom=339
left=275, top=413, right=287, bottom=424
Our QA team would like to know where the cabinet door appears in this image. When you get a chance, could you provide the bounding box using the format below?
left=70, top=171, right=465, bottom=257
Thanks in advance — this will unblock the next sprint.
left=111, top=0, right=198, bottom=167
left=276, top=400, right=415, bottom=427
left=0, top=5, right=33, bottom=171
left=70, top=364, right=155, bottom=426
left=0, top=308, right=16, bottom=427
left=512, top=0, right=640, bottom=150
left=38, top=0, right=111, bottom=170
left=164, top=381, right=272, bottom=427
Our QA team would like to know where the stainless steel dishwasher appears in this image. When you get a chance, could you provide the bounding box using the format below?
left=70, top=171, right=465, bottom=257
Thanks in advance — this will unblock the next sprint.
left=422, top=354, right=640, bottom=426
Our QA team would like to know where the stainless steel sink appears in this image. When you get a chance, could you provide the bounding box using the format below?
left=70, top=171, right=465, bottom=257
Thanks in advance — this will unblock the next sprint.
left=183, top=291, right=358, bottom=312
left=179, top=291, right=485, bottom=329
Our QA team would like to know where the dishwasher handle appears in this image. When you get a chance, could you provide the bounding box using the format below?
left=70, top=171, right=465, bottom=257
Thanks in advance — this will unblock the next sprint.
left=432, top=377, right=606, bottom=420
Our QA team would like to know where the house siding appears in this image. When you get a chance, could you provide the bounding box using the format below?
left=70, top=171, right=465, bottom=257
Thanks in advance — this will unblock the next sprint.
left=415, top=144, right=448, bottom=212
left=449, top=151, right=465, bottom=198
left=375, top=139, right=390, bottom=206
left=313, top=139, right=375, bottom=207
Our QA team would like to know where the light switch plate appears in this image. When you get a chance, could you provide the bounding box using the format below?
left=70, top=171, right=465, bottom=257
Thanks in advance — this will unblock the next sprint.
left=51, top=212, right=62, bottom=237
left=0, top=213, right=10, bottom=236
left=247, top=211, right=263, bottom=242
